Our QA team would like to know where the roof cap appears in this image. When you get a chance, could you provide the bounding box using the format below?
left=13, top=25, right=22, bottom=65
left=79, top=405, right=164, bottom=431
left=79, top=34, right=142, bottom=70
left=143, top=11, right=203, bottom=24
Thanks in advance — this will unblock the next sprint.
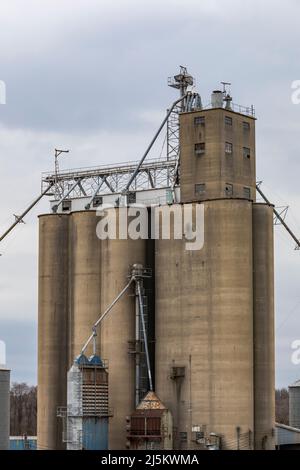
left=137, top=391, right=167, bottom=410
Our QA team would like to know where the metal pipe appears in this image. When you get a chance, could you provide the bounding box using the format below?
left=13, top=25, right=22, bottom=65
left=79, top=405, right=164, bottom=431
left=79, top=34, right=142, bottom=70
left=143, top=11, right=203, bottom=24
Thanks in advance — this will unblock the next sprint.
left=135, top=282, right=140, bottom=406
left=81, top=277, right=134, bottom=355
left=52, top=179, right=81, bottom=213
left=0, top=183, right=54, bottom=243
left=137, top=280, right=153, bottom=392
left=123, top=94, right=188, bottom=193
left=256, top=184, right=300, bottom=249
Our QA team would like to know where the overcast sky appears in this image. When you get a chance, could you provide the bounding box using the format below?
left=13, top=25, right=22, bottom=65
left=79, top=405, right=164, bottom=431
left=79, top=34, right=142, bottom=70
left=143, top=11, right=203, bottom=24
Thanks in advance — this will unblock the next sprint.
left=0, top=0, right=300, bottom=388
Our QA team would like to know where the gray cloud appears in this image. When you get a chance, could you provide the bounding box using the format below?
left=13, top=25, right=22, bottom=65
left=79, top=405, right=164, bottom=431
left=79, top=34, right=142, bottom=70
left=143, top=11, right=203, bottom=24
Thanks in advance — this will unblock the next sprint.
left=0, top=0, right=300, bottom=387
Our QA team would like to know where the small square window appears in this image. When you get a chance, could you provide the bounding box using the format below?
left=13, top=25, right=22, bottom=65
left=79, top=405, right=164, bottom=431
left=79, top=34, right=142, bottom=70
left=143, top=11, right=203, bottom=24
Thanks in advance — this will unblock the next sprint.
left=127, top=192, right=136, bottom=204
left=243, top=147, right=251, bottom=159
left=225, top=183, right=233, bottom=197
left=195, top=183, right=206, bottom=195
left=225, top=116, right=233, bottom=126
left=225, top=142, right=233, bottom=154
left=180, top=432, right=188, bottom=442
left=62, top=200, right=71, bottom=212
left=93, top=196, right=103, bottom=207
left=195, top=142, right=205, bottom=155
left=243, top=187, right=251, bottom=199
left=243, top=121, right=250, bottom=131
left=194, top=116, right=205, bottom=126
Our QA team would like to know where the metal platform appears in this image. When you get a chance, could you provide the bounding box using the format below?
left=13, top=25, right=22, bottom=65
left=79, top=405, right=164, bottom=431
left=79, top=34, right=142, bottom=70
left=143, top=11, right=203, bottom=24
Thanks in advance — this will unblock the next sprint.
left=42, top=157, right=177, bottom=200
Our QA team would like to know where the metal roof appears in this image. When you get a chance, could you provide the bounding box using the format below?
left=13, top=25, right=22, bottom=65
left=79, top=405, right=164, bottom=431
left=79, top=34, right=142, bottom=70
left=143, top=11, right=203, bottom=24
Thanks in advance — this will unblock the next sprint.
left=289, top=379, right=300, bottom=388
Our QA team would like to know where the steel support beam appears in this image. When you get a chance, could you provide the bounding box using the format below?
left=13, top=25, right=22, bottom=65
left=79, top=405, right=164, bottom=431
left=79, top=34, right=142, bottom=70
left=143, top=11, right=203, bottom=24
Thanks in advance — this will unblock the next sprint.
left=256, top=184, right=300, bottom=250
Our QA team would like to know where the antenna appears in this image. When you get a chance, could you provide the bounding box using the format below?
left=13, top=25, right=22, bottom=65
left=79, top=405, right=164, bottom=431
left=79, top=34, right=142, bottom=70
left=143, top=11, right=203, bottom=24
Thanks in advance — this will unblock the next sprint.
left=54, top=149, right=69, bottom=195
left=221, top=81, right=231, bottom=94
left=221, top=82, right=232, bottom=110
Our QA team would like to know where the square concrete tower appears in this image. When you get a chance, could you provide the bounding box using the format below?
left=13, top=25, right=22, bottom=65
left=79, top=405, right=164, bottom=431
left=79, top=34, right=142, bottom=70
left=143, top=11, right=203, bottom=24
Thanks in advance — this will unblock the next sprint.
left=180, top=108, right=256, bottom=203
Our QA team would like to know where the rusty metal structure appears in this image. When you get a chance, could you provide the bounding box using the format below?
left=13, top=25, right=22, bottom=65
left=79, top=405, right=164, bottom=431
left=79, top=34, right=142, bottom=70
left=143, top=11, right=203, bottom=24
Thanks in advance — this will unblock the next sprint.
left=126, top=391, right=173, bottom=450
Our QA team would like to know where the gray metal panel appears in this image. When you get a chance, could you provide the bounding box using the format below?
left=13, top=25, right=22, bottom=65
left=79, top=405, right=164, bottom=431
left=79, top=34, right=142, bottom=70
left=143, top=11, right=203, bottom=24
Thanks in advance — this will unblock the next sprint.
left=289, top=384, right=300, bottom=429
left=276, top=424, right=300, bottom=446
left=0, top=369, right=10, bottom=450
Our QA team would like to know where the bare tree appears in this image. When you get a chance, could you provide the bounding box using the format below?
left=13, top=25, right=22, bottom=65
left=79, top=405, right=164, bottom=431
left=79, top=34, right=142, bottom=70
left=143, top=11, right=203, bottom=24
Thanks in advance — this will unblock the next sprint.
left=275, top=388, right=289, bottom=425
left=10, top=382, right=37, bottom=436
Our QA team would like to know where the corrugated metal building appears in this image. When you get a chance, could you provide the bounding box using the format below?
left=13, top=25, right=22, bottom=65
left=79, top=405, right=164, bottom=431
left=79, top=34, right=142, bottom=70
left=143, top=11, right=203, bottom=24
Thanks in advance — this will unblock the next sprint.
left=275, top=423, right=300, bottom=450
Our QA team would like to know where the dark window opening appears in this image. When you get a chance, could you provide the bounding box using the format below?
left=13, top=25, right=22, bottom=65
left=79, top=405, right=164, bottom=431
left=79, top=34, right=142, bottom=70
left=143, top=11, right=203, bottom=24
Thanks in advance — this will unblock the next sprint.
left=225, top=142, right=233, bottom=154
left=243, top=121, right=250, bottom=131
left=225, top=116, right=233, bottom=126
left=180, top=432, right=188, bottom=442
left=225, top=183, right=233, bottom=197
left=194, top=116, right=205, bottom=126
left=195, top=142, right=205, bottom=155
left=243, top=187, right=251, bottom=199
left=243, top=147, right=251, bottom=159
left=128, top=192, right=136, bottom=204
left=195, top=183, right=206, bottom=195
left=93, top=196, right=103, bottom=207
left=62, top=200, right=71, bottom=211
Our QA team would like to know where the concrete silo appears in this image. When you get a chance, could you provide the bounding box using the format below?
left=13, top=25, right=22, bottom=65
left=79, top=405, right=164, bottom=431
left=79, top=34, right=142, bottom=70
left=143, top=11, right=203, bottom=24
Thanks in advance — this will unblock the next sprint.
left=100, top=208, right=148, bottom=449
left=155, top=200, right=254, bottom=449
left=253, top=204, right=275, bottom=449
left=0, top=366, right=10, bottom=450
left=68, top=211, right=102, bottom=360
left=38, top=214, right=69, bottom=450
left=38, top=208, right=149, bottom=450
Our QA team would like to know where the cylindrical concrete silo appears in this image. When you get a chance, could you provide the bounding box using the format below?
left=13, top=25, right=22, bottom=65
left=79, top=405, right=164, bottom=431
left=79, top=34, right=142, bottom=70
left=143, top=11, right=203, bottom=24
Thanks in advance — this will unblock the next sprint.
left=0, top=367, right=10, bottom=450
left=68, top=211, right=102, bottom=361
left=253, top=203, right=275, bottom=449
left=100, top=208, right=147, bottom=449
left=38, top=214, right=69, bottom=450
left=289, top=380, right=300, bottom=429
left=155, top=200, right=254, bottom=450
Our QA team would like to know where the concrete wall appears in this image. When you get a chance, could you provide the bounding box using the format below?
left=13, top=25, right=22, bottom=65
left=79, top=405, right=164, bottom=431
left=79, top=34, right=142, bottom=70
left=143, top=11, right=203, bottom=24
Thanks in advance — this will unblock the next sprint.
left=155, top=200, right=254, bottom=450
left=253, top=204, right=275, bottom=449
left=180, top=108, right=256, bottom=203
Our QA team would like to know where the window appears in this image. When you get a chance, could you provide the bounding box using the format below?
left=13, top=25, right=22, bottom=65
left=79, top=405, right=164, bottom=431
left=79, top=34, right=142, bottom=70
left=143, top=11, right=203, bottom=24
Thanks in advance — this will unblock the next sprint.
left=225, top=183, right=233, bottom=197
left=243, top=121, right=250, bottom=131
left=243, top=187, right=251, bottom=199
left=180, top=432, right=188, bottom=442
left=196, top=431, right=205, bottom=441
left=195, top=142, right=205, bottom=155
left=170, top=366, right=185, bottom=379
left=62, top=200, right=71, bottom=212
left=127, top=192, right=136, bottom=204
left=225, top=142, right=233, bottom=154
left=243, top=147, right=251, bottom=159
left=92, top=196, right=103, bottom=207
left=194, top=116, right=205, bottom=126
left=225, top=116, right=233, bottom=126
left=195, top=183, right=206, bottom=196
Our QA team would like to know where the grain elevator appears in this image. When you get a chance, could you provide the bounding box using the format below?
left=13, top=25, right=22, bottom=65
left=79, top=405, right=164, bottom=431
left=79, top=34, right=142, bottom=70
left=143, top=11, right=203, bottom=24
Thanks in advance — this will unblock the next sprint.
left=37, top=67, right=275, bottom=450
